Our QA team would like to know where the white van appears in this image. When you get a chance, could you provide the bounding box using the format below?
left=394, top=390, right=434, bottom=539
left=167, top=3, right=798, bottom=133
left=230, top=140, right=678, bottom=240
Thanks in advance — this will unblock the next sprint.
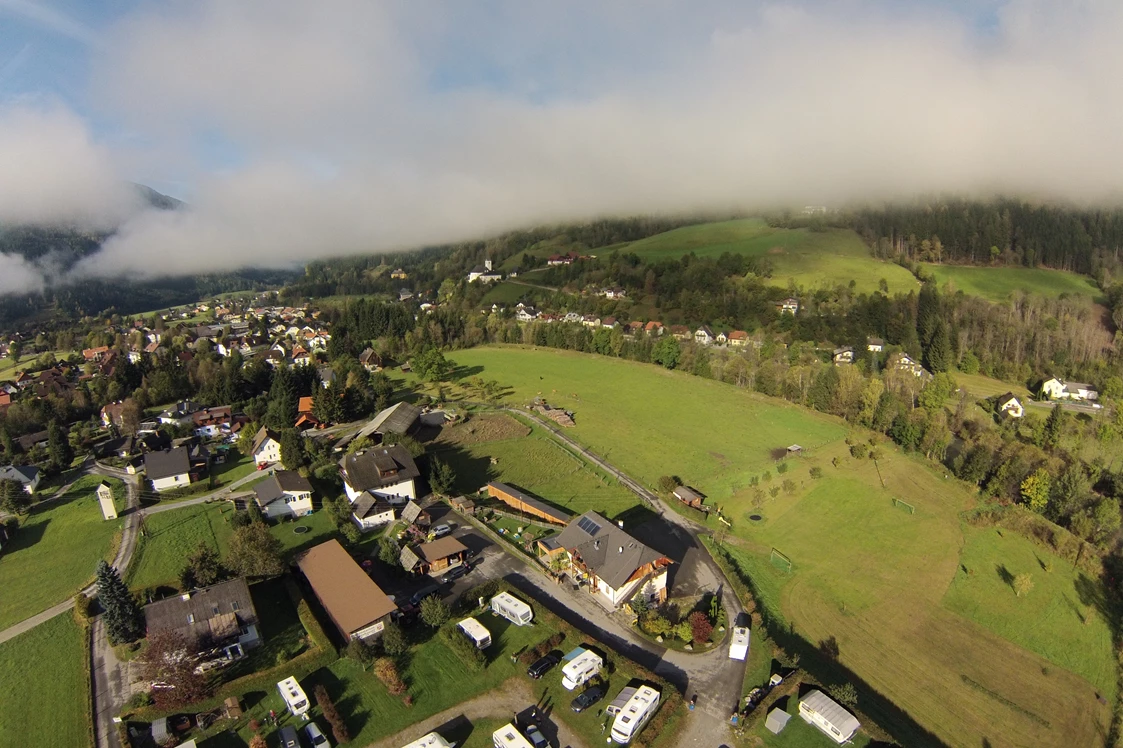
left=492, top=723, right=534, bottom=748
left=728, top=626, right=750, bottom=661
left=490, top=592, right=533, bottom=626
left=457, top=617, right=492, bottom=649
left=561, top=647, right=603, bottom=691
left=277, top=676, right=309, bottom=717
left=610, top=685, right=661, bottom=744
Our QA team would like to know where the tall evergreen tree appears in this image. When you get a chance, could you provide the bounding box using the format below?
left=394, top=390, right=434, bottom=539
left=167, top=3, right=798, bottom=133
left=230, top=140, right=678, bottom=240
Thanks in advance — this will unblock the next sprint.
left=924, top=320, right=952, bottom=373
left=47, top=420, right=73, bottom=471
left=1043, top=404, right=1065, bottom=450
left=96, top=560, right=143, bottom=645
left=264, top=366, right=298, bottom=430
left=916, top=283, right=940, bottom=348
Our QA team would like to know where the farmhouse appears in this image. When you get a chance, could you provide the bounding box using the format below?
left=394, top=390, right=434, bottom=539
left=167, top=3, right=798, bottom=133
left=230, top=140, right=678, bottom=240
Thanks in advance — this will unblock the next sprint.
left=0, top=465, right=39, bottom=494
left=339, top=445, right=420, bottom=503
left=143, top=578, right=261, bottom=652
left=832, top=346, right=853, bottom=365
left=997, top=392, right=1024, bottom=419
left=888, top=352, right=931, bottom=379
left=798, top=689, right=860, bottom=744
left=867, top=337, right=884, bottom=352
left=400, top=536, right=470, bottom=575
left=554, top=511, right=672, bottom=608
left=728, top=330, right=748, bottom=347
left=144, top=448, right=193, bottom=492
left=672, top=485, right=705, bottom=510
left=670, top=325, right=691, bottom=341
left=253, top=470, right=314, bottom=519
left=1042, top=377, right=1099, bottom=401
left=486, top=482, right=570, bottom=525
left=694, top=326, right=714, bottom=346
left=644, top=321, right=664, bottom=335
left=350, top=492, right=397, bottom=531
left=251, top=427, right=283, bottom=466
left=358, top=401, right=422, bottom=442
left=359, top=348, right=383, bottom=372
left=297, top=539, right=398, bottom=641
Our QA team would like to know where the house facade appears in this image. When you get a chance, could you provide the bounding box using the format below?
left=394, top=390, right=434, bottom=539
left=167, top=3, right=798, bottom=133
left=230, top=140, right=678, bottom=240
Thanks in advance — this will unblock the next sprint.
left=145, top=448, right=193, bottom=492
left=1042, top=377, right=1099, bottom=401
left=251, top=427, right=283, bottom=466
left=832, top=347, right=853, bottom=365
left=351, top=492, right=397, bottom=531
left=253, top=470, right=314, bottom=519
left=997, top=393, right=1024, bottom=418
left=339, top=445, right=420, bottom=504
left=400, top=536, right=470, bottom=575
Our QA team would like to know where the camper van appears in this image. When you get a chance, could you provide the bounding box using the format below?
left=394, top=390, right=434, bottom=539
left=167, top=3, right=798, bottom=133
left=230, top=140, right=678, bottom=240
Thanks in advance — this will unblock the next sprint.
left=605, top=686, right=637, bottom=717
left=277, top=676, right=310, bottom=717
left=490, top=592, right=533, bottom=626
left=492, top=723, right=535, bottom=748
left=457, top=617, right=493, bottom=649
left=729, top=626, right=750, bottom=661
left=402, top=732, right=456, bottom=748
left=610, top=685, right=661, bottom=744
left=561, top=647, right=603, bottom=691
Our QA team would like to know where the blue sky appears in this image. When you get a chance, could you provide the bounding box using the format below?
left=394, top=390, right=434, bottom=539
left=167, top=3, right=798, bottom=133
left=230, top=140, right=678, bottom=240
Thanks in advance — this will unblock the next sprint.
left=0, top=0, right=1119, bottom=287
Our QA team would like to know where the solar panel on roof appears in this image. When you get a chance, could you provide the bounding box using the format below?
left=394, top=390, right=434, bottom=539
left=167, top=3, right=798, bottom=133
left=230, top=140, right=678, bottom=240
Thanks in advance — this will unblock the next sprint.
left=577, top=516, right=601, bottom=535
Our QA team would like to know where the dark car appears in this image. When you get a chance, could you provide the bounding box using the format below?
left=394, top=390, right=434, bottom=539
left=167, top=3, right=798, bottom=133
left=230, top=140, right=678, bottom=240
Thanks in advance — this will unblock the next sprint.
left=278, top=726, right=301, bottom=748
left=410, top=584, right=441, bottom=606
left=524, top=724, right=548, bottom=748
left=570, top=685, right=605, bottom=713
left=440, top=564, right=470, bottom=585
left=527, top=653, right=560, bottom=679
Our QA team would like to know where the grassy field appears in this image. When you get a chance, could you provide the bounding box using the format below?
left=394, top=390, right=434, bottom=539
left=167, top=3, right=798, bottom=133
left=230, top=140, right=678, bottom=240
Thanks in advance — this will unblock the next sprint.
left=0, top=476, right=123, bottom=629
left=0, top=614, right=90, bottom=748
left=433, top=413, right=640, bottom=519
left=748, top=699, right=872, bottom=748
left=479, top=281, right=554, bottom=307
left=618, top=219, right=918, bottom=294
left=448, top=347, right=847, bottom=505
left=954, top=372, right=1031, bottom=401
left=444, top=347, right=1112, bottom=746
left=924, top=263, right=1102, bottom=302
left=127, top=503, right=338, bottom=591
left=943, top=526, right=1116, bottom=698
left=0, top=349, right=75, bottom=380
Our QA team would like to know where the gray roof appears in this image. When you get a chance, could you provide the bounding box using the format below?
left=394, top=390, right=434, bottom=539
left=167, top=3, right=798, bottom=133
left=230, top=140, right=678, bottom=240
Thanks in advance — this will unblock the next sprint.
left=765, top=708, right=791, bottom=734
left=800, top=690, right=860, bottom=737
left=997, top=392, right=1020, bottom=406
left=0, top=464, right=38, bottom=485
left=144, top=447, right=191, bottom=481
left=352, top=492, right=395, bottom=520
left=339, top=445, right=420, bottom=494
left=401, top=500, right=429, bottom=525
left=673, top=486, right=703, bottom=503
left=358, top=401, right=421, bottom=439
left=400, top=544, right=422, bottom=572
left=143, top=578, right=258, bottom=650
left=15, top=430, right=48, bottom=452
left=555, top=510, right=670, bottom=590
left=252, top=470, right=313, bottom=508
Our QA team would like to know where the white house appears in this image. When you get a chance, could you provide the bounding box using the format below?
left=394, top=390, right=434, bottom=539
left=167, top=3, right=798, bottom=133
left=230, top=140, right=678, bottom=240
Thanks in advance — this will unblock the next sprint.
left=351, top=492, right=397, bottom=531
left=832, top=347, right=854, bottom=365
left=144, top=448, right=192, bottom=492
left=798, top=689, right=860, bottom=744
left=1042, top=377, right=1099, bottom=401
left=516, top=307, right=539, bottom=322
left=0, top=465, right=39, bottom=494
left=552, top=511, right=673, bottom=608
left=339, top=445, right=420, bottom=504
left=889, top=352, right=931, bottom=379
left=777, top=298, right=800, bottom=314
left=997, top=392, right=1024, bottom=419
left=251, top=427, right=283, bottom=467
left=867, top=337, right=884, bottom=352
left=694, top=327, right=714, bottom=346
left=253, top=470, right=314, bottom=519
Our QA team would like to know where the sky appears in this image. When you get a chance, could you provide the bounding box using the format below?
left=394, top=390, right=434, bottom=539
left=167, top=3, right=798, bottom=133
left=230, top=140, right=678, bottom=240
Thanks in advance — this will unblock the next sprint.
left=1, top=0, right=1122, bottom=291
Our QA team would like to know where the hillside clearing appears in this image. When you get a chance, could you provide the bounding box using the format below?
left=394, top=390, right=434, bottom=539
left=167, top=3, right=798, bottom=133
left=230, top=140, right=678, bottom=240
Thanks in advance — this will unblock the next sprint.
left=924, top=263, right=1101, bottom=302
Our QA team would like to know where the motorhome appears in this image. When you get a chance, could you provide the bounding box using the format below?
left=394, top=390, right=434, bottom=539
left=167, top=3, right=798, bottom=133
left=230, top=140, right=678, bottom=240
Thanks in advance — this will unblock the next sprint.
left=492, top=723, right=534, bottom=748
left=277, top=676, right=310, bottom=717
left=729, top=626, right=750, bottom=661
left=490, top=592, right=533, bottom=625
left=610, top=685, right=661, bottom=744
left=457, top=617, right=493, bottom=649
left=605, top=686, right=637, bottom=717
left=402, top=732, right=456, bottom=748
left=561, top=647, right=603, bottom=691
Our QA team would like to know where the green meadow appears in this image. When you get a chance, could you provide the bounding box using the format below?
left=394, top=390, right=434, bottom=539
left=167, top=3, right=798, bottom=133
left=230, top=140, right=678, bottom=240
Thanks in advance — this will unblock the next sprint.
left=924, top=263, right=1101, bottom=302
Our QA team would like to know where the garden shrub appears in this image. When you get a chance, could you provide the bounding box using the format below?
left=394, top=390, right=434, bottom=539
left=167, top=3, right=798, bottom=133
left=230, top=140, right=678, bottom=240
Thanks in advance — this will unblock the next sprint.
left=439, top=623, right=486, bottom=671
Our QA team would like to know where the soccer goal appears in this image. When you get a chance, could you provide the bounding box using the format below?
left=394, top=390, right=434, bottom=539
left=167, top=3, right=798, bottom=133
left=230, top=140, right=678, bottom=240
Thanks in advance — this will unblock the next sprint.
left=892, top=497, right=915, bottom=515
left=769, top=548, right=793, bottom=574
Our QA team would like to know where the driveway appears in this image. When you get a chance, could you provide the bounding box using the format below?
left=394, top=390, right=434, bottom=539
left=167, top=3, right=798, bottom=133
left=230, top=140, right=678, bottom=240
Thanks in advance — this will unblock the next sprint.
left=91, top=615, right=141, bottom=748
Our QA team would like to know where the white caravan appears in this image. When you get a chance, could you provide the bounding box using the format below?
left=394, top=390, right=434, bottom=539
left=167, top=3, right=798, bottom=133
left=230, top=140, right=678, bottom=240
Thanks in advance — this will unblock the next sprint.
left=492, top=724, right=534, bottom=748
left=605, top=686, right=637, bottom=717
left=277, top=676, right=309, bottom=717
left=490, top=592, right=533, bottom=625
left=610, top=685, right=661, bottom=744
left=728, top=626, right=750, bottom=661
left=561, top=647, right=603, bottom=691
left=402, top=732, right=456, bottom=748
left=457, top=617, right=493, bottom=649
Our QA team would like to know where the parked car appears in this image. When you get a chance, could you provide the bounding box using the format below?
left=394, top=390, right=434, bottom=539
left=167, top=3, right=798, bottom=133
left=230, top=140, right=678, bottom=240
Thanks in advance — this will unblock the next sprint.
left=278, top=726, right=301, bottom=748
left=524, top=724, right=548, bottom=748
left=431, top=524, right=452, bottom=538
left=527, top=653, right=560, bottom=679
left=441, top=564, right=470, bottom=584
left=410, top=584, right=441, bottom=606
left=570, top=685, right=605, bottom=713
left=305, top=721, right=331, bottom=746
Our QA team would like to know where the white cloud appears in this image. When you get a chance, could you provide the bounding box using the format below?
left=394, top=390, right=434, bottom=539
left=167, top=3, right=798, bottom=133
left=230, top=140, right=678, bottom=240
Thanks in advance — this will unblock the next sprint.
left=0, top=252, right=44, bottom=294
left=14, top=1, right=1123, bottom=284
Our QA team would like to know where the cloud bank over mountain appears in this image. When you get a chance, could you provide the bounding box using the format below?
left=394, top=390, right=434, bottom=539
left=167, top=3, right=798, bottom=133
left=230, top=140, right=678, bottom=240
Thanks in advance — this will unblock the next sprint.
left=3, top=1, right=1123, bottom=287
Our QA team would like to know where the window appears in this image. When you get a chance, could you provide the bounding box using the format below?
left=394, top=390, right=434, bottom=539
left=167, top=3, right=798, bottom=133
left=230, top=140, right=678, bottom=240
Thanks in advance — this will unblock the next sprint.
left=231, top=601, right=240, bottom=611
left=187, top=614, right=194, bottom=624
left=212, top=606, right=219, bottom=615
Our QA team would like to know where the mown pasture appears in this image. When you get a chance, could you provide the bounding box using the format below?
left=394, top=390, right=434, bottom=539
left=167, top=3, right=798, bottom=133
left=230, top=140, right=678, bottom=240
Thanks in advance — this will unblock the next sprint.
left=924, top=263, right=1101, bottom=302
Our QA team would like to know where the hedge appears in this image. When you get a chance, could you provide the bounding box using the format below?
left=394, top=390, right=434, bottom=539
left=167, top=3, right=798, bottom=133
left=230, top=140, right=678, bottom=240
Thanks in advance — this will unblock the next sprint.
left=439, top=623, right=486, bottom=671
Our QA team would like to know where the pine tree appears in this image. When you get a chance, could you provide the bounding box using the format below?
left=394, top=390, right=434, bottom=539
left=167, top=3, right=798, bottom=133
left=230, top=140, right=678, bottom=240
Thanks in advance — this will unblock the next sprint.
left=47, top=420, right=73, bottom=471
left=924, top=320, right=951, bottom=373
left=1043, top=405, right=1065, bottom=450
left=96, top=560, right=143, bottom=645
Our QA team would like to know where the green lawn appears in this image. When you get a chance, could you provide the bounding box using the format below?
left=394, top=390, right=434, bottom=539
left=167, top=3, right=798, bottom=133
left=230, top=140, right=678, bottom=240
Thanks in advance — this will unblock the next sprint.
left=954, top=372, right=1031, bottom=401
left=0, top=476, right=123, bottom=629
left=479, top=281, right=554, bottom=307
left=433, top=419, right=640, bottom=520
left=942, top=526, right=1116, bottom=698
left=0, top=349, right=75, bottom=380
left=128, top=503, right=339, bottom=591
left=0, top=615, right=90, bottom=748
left=747, top=699, right=871, bottom=748
left=619, top=219, right=918, bottom=294
left=212, top=454, right=259, bottom=485
left=448, top=347, right=847, bottom=505
left=924, top=263, right=1102, bottom=302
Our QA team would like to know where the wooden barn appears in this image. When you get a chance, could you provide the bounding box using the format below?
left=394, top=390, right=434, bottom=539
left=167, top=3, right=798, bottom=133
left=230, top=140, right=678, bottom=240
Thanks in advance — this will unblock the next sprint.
left=486, top=481, right=570, bottom=526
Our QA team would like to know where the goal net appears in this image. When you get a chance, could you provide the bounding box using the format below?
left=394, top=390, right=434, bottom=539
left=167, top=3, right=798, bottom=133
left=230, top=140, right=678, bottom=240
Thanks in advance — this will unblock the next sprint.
left=769, top=548, right=793, bottom=573
left=892, top=497, right=915, bottom=515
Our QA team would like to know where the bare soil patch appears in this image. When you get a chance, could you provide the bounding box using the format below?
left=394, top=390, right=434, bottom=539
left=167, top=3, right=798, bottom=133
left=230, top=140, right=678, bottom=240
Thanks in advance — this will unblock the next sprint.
left=437, top=413, right=531, bottom=446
